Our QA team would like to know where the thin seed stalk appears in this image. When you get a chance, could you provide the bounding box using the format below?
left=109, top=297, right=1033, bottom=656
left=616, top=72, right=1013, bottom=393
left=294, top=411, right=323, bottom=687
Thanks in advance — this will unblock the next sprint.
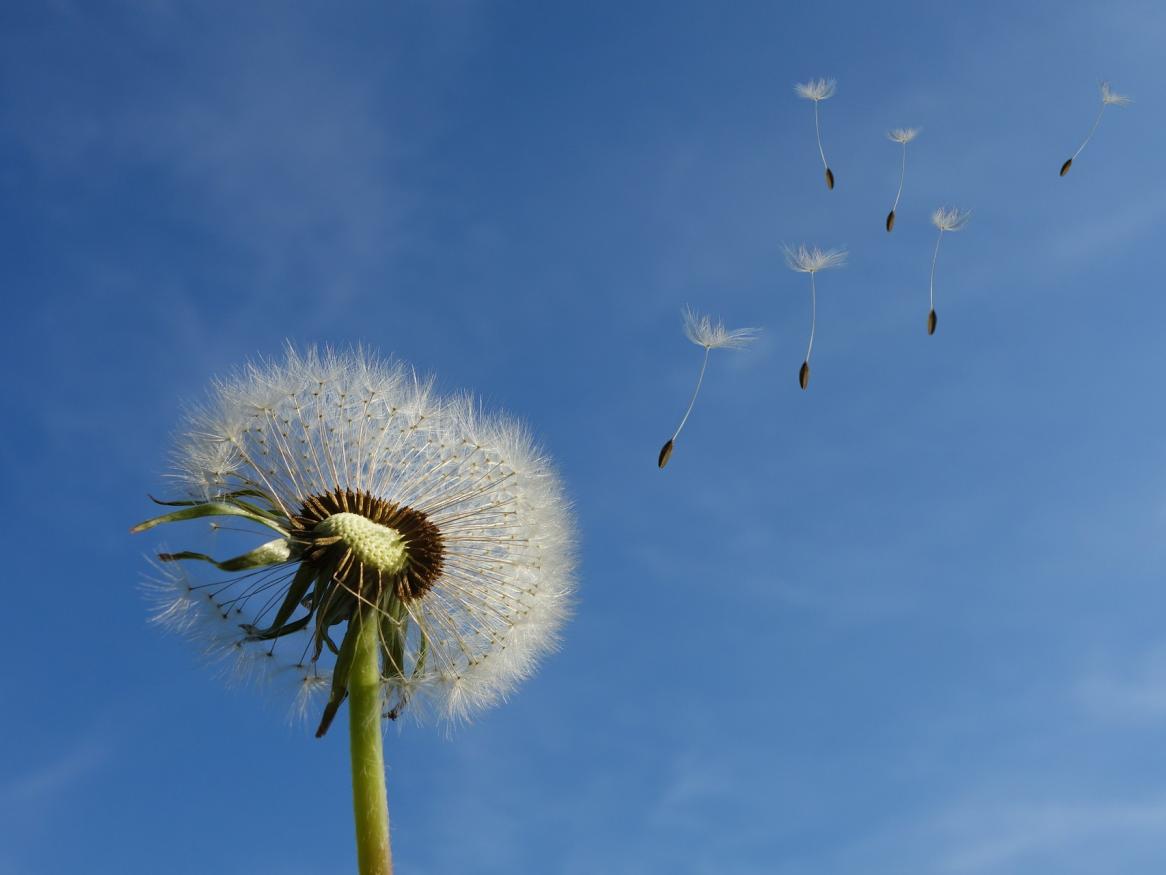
left=927, top=228, right=944, bottom=335
left=672, top=345, right=711, bottom=442
left=349, top=608, right=392, bottom=875
left=897, top=144, right=907, bottom=208
left=806, top=272, right=817, bottom=364
left=891, top=143, right=907, bottom=213
left=813, top=101, right=835, bottom=188
left=1071, top=103, right=1106, bottom=162
left=813, top=101, right=827, bottom=170
left=929, top=229, right=943, bottom=312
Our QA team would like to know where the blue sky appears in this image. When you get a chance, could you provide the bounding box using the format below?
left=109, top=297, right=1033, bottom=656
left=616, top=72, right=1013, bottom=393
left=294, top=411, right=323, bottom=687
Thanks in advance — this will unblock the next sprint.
left=2, top=1, right=1166, bottom=873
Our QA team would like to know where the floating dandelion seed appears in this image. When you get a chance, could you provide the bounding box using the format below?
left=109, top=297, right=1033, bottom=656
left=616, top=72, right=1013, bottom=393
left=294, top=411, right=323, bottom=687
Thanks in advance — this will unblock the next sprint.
left=784, top=244, right=847, bottom=389
left=133, top=346, right=575, bottom=875
left=795, top=78, right=837, bottom=189
left=885, top=127, right=920, bottom=231
left=1060, top=81, right=1132, bottom=176
left=927, top=207, right=971, bottom=335
left=658, top=307, right=759, bottom=469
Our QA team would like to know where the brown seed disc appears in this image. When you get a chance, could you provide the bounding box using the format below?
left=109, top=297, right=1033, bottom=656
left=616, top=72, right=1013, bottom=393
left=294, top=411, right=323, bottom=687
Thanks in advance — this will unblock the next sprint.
left=658, top=439, right=674, bottom=469
left=799, top=360, right=811, bottom=390
left=886, top=210, right=896, bottom=232
left=825, top=167, right=835, bottom=190
left=927, top=309, right=938, bottom=335
left=1060, top=158, right=1073, bottom=177
left=293, top=487, right=445, bottom=602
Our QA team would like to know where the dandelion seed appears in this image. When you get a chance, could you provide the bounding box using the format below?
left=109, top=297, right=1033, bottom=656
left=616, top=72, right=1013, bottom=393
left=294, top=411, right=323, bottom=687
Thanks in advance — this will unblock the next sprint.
left=1061, top=81, right=1131, bottom=176
left=795, top=78, right=837, bottom=189
left=133, top=346, right=576, bottom=873
left=658, top=307, right=758, bottom=469
left=885, top=127, right=920, bottom=231
left=928, top=207, right=971, bottom=335
left=784, top=245, right=847, bottom=388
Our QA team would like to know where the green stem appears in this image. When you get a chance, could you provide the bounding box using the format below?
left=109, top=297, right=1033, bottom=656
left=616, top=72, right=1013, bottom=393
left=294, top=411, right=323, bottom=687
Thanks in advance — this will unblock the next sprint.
left=349, top=609, right=392, bottom=875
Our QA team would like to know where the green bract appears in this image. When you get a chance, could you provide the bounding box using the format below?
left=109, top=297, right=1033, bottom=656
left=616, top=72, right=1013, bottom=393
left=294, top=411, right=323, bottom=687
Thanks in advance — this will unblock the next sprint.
left=134, top=491, right=422, bottom=737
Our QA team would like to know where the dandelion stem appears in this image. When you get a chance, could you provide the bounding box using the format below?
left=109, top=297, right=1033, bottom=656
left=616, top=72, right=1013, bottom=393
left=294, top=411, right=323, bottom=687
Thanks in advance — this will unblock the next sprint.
left=929, top=229, right=943, bottom=313
left=806, top=272, right=817, bottom=364
left=671, top=345, right=711, bottom=442
left=1071, top=103, right=1106, bottom=161
left=892, top=143, right=907, bottom=213
left=813, top=101, right=828, bottom=171
left=349, top=608, right=392, bottom=875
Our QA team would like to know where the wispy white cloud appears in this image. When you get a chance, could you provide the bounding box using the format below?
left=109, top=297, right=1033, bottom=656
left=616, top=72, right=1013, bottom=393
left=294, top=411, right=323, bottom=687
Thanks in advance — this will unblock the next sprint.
left=1076, top=646, right=1166, bottom=723
left=815, top=792, right=1166, bottom=875
left=1, top=4, right=483, bottom=326
left=647, top=748, right=737, bottom=832
left=0, top=730, right=111, bottom=807
left=1039, top=186, right=1166, bottom=276
left=754, top=576, right=913, bottom=624
left=934, top=796, right=1166, bottom=874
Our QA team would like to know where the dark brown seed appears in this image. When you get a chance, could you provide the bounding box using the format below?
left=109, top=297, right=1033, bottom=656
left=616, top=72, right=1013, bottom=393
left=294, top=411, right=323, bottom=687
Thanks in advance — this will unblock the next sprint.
left=886, top=210, right=896, bottom=232
left=1060, top=158, right=1073, bottom=177
left=799, top=360, right=811, bottom=390
left=927, top=309, right=938, bottom=335
left=825, top=167, right=835, bottom=190
left=658, top=439, right=674, bottom=469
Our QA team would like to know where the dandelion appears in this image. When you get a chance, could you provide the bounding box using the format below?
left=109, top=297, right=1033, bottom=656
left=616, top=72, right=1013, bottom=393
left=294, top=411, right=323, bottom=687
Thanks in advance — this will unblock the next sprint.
left=658, top=307, right=759, bottom=469
left=795, top=78, right=837, bottom=189
left=1060, top=81, right=1132, bottom=176
left=927, top=207, right=971, bottom=335
left=885, top=127, right=920, bottom=231
left=784, top=245, right=847, bottom=389
left=133, top=346, right=575, bottom=875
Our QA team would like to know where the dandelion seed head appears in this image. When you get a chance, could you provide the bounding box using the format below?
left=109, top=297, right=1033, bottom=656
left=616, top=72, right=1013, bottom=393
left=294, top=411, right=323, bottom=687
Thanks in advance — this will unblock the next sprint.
left=783, top=244, right=848, bottom=274
left=931, top=206, right=972, bottom=232
left=1100, top=82, right=1132, bottom=106
left=682, top=307, right=760, bottom=351
left=887, top=127, right=920, bottom=144
left=138, top=346, right=576, bottom=728
left=794, top=78, right=836, bottom=102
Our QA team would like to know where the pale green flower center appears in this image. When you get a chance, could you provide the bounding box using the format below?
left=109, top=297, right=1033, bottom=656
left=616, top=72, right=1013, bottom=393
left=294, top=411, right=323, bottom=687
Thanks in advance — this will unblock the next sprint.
left=314, top=512, right=409, bottom=575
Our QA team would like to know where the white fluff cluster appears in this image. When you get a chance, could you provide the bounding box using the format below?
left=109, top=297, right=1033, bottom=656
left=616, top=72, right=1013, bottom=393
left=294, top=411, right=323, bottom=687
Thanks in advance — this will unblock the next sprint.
left=887, top=127, right=920, bottom=144
left=1100, top=82, right=1132, bottom=107
left=795, top=78, right=836, bottom=101
left=931, top=206, right=972, bottom=232
left=145, top=346, right=575, bottom=725
left=682, top=306, right=760, bottom=351
left=783, top=244, right=848, bottom=274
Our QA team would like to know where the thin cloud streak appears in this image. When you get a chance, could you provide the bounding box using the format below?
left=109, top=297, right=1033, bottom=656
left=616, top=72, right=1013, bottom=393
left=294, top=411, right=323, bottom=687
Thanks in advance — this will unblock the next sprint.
left=0, top=733, right=111, bottom=807
left=1077, top=647, right=1166, bottom=724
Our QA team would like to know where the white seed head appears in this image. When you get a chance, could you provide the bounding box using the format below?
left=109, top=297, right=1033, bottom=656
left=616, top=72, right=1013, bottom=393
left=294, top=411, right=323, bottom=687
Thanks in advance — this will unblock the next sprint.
left=140, top=346, right=576, bottom=727
left=1100, top=81, right=1131, bottom=106
left=794, top=78, right=836, bottom=102
left=682, top=306, right=760, bottom=351
left=931, top=206, right=972, bottom=232
left=887, top=127, right=920, bottom=144
left=783, top=244, right=848, bottom=274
